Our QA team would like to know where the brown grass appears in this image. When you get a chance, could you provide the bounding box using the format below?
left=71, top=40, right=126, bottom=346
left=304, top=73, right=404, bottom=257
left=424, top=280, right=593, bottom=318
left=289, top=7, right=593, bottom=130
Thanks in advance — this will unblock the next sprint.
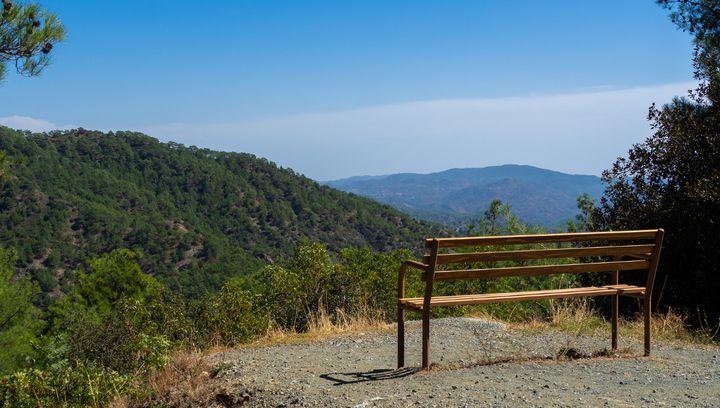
left=110, top=349, right=238, bottom=408
left=306, top=307, right=389, bottom=335
left=509, top=298, right=605, bottom=337
left=241, top=306, right=392, bottom=347
left=112, top=307, right=391, bottom=406
left=516, top=299, right=716, bottom=347
left=623, top=307, right=709, bottom=345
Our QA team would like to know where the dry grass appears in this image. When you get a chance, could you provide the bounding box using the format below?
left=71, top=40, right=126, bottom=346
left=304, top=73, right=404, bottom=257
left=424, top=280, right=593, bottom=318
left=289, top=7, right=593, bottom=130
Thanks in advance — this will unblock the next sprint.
left=143, top=350, right=216, bottom=406
left=622, top=307, right=716, bottom=345
left=515, top=299, right=716, bottom=347
left=243, top=307, right=392, bottom=347
left=548, top=298, right=608, bottom=335
left=511, top=298, right=605, bottom=337
left=306, top=307, right=390, bottom=335
left=110, top=349, right=239, bottom=408
left=111, top=307, right=392, bottom=406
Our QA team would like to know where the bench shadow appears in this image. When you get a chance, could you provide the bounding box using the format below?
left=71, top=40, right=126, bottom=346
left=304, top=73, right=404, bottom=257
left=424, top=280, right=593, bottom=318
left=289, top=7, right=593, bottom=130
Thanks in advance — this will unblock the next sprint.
left=320, top=367, right=419, bottom=386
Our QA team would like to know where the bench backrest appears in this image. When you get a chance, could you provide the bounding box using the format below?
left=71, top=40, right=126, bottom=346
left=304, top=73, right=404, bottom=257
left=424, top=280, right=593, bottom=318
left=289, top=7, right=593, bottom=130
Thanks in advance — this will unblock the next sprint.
left=421, top=229, right=664, bottom=294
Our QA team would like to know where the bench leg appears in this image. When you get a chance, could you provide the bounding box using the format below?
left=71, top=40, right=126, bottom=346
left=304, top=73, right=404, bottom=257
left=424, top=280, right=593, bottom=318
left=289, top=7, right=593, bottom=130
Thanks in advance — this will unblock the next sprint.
left=611, top=294, right=618, bottom=351
left=644, top=295, right=652, bottom=356
left=422, top=309, right=430, bottom=369
left=611, top=269, right=619, bottom=351
left=397, top=306, right=405, bottom=368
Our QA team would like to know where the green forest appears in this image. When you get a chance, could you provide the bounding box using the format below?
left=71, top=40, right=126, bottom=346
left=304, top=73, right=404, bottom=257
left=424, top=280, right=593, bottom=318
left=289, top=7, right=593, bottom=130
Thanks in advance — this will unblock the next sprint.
left=0, top=127, right=437, bottom=300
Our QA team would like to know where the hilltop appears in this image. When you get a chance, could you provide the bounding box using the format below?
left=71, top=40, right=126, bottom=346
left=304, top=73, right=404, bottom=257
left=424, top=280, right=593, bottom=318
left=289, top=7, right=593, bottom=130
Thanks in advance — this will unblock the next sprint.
left=326, top=165, right=604, bottom=227
left=0, top=127, right=436, bottom=297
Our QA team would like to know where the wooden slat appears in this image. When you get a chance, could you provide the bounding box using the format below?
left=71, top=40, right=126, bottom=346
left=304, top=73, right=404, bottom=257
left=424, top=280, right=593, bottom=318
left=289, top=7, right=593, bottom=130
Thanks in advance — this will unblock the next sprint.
left=427, top=245, right=654, bottom=265
left=400, top=285, right=645, bottom=304
left=430, top=287, right=637, bottom=306
left=399, top=285, right=646, bottom=308
left=425, top=260, right=650, bottom=281
left=425, top=229, right=659, bottom=248
left=405, top=286, right=613, bottom=302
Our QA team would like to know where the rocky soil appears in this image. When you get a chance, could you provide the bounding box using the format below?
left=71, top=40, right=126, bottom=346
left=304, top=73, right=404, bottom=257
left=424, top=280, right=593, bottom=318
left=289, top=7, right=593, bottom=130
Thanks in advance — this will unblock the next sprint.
left=209, top=318, right=720, bottom=407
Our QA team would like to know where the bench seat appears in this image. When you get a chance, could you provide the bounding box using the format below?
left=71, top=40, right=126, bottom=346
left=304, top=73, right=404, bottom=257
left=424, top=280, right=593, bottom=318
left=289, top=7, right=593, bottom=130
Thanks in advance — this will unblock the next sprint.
left=399, top=284, right=645, bottom=311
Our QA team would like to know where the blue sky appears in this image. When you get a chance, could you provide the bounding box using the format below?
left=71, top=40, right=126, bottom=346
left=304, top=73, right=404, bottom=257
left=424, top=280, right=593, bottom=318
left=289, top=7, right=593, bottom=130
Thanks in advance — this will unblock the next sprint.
left=0, top=1, right=697, bottom=180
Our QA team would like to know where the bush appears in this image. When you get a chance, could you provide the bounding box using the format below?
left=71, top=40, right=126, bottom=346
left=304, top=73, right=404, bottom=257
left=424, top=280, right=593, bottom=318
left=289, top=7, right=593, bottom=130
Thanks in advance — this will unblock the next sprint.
left=198, top=278, right=270, bottom=345
left=0, top=248, right=43, bottom=375
left=63, top=297, right=177, bottom=375
left=50, top=250, right=187, bottom=375
left=0, top=362, right=134, bottom=408
left=247, top=264, right=305, bottom=330
left=338, top=247, right=415, bottom=320
left=246, top=244, right=412, bottom=332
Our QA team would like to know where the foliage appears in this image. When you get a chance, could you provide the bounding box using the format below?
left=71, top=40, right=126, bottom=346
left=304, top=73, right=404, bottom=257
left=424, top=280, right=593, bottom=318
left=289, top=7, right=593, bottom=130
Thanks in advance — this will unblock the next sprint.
left=0, top=247, right=42, bottom=374
left=0, top=127, right=436, bottom=298
left=49, top=250, right=184, bottom=375
left=338, top=246, right=417, bottom=320
left=593, top=1, right=720, bottom=328
left=240, top=243, right=411, bottom=333
left=659, top=0, right=720, bottom=78
left=61, top=298, right=177, bottom=375
left=0, top=250, right=189, bottom=407
left=197, top=277, right=270, bottom=345
left=466, top=199, right=540, bottom=236
left=0, top=151, right=6, bottom=179
left=0, top=361, right=134, bottom=408
left=0, top=0, right=65, bottom=81
left=219, top=201, right=580, bottom=329
left=566, top=193, right=596, bottom=232
left=247, top=263, right=305, bottom=330
left=74, top=249, right=163, bottom=314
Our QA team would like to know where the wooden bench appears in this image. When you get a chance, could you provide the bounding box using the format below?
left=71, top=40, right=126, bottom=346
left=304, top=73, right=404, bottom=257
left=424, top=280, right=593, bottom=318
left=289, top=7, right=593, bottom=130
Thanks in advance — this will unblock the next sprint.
left=397, top=229, right=664, bottom=369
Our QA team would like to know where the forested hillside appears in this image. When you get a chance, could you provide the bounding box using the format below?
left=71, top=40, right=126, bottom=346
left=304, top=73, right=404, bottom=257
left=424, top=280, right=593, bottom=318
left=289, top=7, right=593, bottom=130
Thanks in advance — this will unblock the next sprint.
left=326, top=165, right=603, bottom=227
left=0, top=127, right=435, bottom=297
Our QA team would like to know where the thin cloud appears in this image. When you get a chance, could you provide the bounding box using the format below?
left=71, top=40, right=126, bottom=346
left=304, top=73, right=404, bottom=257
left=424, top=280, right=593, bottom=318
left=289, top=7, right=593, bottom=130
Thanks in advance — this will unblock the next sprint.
left=3, top=83, right=697, bottom=180
left=143, top=82, right=696, bottom=180
left=0, top=115, right=77, bottom=132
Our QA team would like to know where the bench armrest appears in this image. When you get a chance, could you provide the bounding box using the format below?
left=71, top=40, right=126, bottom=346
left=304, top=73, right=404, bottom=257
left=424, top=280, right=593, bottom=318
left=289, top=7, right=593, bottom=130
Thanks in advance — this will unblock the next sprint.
left=402, top=260, right=429, bottom=271
left=398, top=260, right=429, bottom=298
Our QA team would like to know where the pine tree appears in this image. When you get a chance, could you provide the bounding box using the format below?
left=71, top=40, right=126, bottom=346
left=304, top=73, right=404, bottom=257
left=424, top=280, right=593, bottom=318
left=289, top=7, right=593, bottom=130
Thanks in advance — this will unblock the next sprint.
left=0, top=0, right=65, bottom=81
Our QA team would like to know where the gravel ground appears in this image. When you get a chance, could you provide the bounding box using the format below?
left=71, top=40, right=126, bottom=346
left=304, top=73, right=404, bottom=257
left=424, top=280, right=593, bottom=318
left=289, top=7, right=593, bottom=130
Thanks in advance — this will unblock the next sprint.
left=210, top=318, right=720, bottom=407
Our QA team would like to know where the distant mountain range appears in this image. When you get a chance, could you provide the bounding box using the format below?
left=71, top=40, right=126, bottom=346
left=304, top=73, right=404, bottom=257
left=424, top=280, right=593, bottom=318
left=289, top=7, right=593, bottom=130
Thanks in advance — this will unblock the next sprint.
left=325, top=165, right=605, bottom=227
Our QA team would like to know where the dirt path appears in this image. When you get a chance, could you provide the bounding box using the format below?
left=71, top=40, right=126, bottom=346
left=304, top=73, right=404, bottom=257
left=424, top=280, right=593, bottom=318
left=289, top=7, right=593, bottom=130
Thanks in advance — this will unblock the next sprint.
left=211, top=318, right=720, bottom=407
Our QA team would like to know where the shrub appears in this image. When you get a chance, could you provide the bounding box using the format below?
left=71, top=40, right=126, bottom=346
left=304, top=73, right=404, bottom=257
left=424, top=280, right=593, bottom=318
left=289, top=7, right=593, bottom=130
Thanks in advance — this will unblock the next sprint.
left=50, top=250, right=188, bottom=375
left=64, top=297, right=176, bottom=375
left=0, top=362, right=134, bottom=408
left=338, top=247, right=414, bottom=320
left=199, top=278, right=271, bottom=346
left=0, top=248, right=43, bottom=375
left=248, top=244, right=412, bottom=332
